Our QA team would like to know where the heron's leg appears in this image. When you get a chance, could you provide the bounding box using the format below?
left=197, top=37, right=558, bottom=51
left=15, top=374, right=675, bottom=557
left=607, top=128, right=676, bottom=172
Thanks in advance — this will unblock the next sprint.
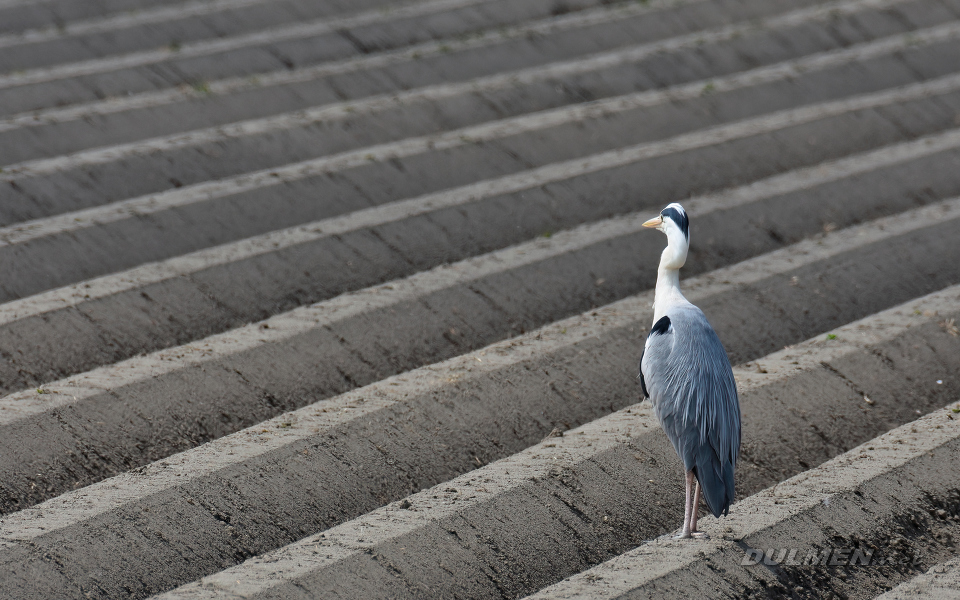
left=689, top=480, right=709, bottom=539
left=673, top=471, right=695, bottom=539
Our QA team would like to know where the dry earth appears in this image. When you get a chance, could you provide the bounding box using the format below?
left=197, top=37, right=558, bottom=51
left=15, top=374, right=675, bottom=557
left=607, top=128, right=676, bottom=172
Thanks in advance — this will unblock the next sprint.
left=0, top=0, right=958, bottom=597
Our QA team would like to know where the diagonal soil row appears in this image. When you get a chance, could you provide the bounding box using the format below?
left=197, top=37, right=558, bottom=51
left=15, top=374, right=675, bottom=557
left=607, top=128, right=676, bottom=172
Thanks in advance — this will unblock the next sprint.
left=877, top=556, right=960, bottom=599
left=0, top=0, right=958, bottom=597
left=1, top=0, right=944, bottom=210
left=0, top=0, right=518, bottom=88
left=6, top=17, right=960, bottom=237
left=0, top=0, right=708, bottom=138
left=0, top=61, right=959, bottom=397
left=0, top=0, right=754, bottom=117
left=528, top=403, right=960, bottom=599
left=0, top=0, right=443, bottom=68
left=1, top=208, right=958, bottom=598
left=0, top=151, right=957, bottom=515
left=145, top=286, right=960, bottom=599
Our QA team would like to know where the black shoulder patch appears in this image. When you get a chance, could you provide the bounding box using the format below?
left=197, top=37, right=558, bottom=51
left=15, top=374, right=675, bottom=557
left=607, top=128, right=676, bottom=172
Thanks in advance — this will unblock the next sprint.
left=650, top=315, right=671, bottom=336
left=661, top=206, right=689, bottom=240
left=637, top=348, right=649, bottom=398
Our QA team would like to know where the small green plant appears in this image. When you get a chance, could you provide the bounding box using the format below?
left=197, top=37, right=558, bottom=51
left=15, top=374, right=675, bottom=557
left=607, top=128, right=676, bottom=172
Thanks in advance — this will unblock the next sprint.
left=826, top=333, right=837, bottom=340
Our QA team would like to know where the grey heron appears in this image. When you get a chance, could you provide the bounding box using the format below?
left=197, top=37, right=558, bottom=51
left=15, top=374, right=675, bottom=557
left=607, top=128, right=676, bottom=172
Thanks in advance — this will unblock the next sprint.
left=638, top=203, right=741, bottom=539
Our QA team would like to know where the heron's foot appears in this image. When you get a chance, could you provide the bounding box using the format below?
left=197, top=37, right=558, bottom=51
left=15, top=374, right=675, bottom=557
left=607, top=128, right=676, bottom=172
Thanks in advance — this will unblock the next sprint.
left=672, top=529, right=709, bottom=540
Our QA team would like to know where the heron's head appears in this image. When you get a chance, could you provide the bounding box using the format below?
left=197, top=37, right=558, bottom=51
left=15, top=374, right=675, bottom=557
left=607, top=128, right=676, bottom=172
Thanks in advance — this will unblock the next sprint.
left=642, top=203, right=689, bottom=270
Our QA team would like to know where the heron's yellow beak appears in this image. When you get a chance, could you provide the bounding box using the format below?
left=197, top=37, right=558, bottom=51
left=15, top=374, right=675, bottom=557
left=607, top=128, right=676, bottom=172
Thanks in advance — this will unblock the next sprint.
left=642, top=215, right=663, bottom=228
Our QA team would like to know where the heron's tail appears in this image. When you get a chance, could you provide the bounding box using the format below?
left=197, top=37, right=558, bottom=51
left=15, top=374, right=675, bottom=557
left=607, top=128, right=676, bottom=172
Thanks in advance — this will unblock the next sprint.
left=693, top=449, right=735, bottom=518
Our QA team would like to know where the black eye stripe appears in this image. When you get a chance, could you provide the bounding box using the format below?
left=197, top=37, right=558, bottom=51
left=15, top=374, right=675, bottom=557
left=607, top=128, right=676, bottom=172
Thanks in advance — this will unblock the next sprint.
left=660, top=207, right=689, bottom=240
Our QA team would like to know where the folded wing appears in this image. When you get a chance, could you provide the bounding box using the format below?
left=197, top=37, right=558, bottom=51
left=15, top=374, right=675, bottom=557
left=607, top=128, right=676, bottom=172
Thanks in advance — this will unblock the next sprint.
left=640, top=305, right=740, bottom=517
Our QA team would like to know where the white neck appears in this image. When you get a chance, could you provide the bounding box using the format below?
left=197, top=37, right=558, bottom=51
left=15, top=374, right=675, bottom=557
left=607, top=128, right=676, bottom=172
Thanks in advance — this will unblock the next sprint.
left=652, top=228, right=690, bottom=322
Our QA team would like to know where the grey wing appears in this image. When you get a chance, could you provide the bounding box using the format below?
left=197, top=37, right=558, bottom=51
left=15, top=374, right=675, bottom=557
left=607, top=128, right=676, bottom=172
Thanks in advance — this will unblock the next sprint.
left=640, top=305, right=740, bottom=517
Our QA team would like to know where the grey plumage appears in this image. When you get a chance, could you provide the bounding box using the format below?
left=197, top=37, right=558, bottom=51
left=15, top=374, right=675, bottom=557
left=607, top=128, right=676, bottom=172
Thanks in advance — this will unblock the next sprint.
left=638, top=202, right=741, bottom=536
left=640, top=305, right=740, bottom=517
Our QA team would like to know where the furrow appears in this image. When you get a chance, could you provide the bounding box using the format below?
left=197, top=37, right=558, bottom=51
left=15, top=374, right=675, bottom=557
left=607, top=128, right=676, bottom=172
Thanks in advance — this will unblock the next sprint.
left=1, top=0, right=957, bottom=598
left=0, top=80, right=958, bottom=395
left=876, top=557, right=960, bottom=599
left=2, top=118, right=960, bottom=325
left=0, top=0, right=925, bottom=178
left=0, top=195, right=957, bottom=539
left=0, top=0, right=493, bottom=89
left=0, top=0, right=699, bottom=134
left=0, top=0, right=192, bottom=11
left=526, top=407, right=960, bottom=599
left=4, top=277, right=957, bottom=599
left=4, top=193, right=958, bottom=424
left=0, top=62, right=957, bottom=306
left=0, top=0, right=279, bottom=49
left=5, top=13, right=960, bottom=232
left=0, top=0, right=48, bottom=9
